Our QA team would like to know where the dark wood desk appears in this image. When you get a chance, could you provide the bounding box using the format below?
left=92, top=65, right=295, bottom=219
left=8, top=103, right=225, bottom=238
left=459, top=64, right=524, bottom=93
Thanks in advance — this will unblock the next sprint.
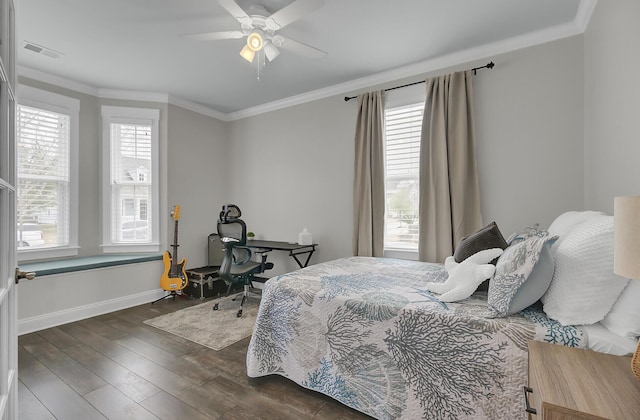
left=245, top=240, right=317, bottom=268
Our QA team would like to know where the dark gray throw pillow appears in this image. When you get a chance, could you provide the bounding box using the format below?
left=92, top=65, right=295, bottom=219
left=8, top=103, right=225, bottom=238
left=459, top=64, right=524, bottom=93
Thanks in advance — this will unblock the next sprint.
left=453, top=222, right=508, bottom=264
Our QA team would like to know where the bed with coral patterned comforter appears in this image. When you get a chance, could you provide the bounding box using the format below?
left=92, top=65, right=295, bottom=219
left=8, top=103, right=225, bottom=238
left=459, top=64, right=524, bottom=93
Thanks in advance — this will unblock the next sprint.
left=246, top=257, right=584, bottom=419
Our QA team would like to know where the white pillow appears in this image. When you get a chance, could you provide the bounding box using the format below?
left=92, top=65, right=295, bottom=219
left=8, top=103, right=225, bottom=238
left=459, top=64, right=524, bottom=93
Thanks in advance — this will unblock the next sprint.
left=542, top=214, right=629, bottom=325
left=600, top=280, right=640, bottom=338
left=547, top=210, right=605, bottom=256
left=582, top=323, right=638, bottom=356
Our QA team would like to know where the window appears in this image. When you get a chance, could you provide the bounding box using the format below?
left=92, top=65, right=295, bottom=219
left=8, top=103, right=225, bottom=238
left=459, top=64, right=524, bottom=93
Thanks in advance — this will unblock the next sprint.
left=383, top=85, right=426, bottom=255
left=101, top=106, right=159, bottom=253
left=17, top=86, right=79, bottom=260
left=384, top=103, right=423, bottom=251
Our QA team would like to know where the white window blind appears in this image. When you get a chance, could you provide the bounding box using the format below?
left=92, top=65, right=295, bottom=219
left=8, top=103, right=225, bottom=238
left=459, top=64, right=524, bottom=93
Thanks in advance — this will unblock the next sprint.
left=110, top=122, right=152, bottom=243
left=17, top=104, right=70, bottom=249
left=384, top=103, right=424, bottom=250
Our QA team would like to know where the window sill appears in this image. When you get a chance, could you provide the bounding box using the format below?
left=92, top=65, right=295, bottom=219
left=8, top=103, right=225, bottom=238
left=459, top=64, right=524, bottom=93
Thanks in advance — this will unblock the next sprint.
left=383, top=248, right=419, bottom=261
left=19, top=254, right=162, bottom=277
left=18, top=246, right=80, bottom=263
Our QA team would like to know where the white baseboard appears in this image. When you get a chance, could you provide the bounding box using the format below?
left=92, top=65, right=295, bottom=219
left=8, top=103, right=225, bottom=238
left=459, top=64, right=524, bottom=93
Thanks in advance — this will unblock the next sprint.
left=18, top=289, right=166, bottom=335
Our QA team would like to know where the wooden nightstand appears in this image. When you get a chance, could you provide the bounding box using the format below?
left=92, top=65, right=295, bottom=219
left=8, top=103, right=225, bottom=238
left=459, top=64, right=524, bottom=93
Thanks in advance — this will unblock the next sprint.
left=527, top=341, right=640, bottom=419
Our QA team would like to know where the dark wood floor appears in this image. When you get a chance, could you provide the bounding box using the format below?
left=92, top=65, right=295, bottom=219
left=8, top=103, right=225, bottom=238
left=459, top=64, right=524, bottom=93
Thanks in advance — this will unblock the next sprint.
left=18, top=295, right=372, bottom=420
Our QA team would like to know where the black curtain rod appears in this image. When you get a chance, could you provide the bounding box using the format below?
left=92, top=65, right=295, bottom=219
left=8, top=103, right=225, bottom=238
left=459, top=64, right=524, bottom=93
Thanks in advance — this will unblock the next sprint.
left=343, top=61, right=495, bottom=102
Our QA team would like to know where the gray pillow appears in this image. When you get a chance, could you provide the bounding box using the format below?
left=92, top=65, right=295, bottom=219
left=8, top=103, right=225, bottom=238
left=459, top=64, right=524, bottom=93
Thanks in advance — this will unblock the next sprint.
left=453, top=222, right=508, bottom=264
left=487, top=234, right=558, bottom=317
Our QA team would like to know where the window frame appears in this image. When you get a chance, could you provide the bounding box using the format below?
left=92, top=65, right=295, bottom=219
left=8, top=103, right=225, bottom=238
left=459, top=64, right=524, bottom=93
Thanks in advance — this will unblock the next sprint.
left=101, top=106, right=160, bottom=253
left=16, top=85, right=79, bottom=261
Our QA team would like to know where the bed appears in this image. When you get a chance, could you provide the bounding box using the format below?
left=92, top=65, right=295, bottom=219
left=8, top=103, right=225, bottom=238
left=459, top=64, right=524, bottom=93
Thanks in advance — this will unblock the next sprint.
left=246, top=257, right=585, bottom=419
left=246, top=211, right=640, bottom=419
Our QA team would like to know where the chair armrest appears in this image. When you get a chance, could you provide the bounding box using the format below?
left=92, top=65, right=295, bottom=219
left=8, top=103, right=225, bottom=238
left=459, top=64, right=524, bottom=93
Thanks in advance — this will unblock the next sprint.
left=232, top=245, right=253, bottom=265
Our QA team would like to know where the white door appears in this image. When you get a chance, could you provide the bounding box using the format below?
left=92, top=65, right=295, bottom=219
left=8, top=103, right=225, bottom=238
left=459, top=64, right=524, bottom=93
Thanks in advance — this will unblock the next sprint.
left=0, top=173, right=18, bottom=420
left=0, top=0, right=17, bottom=417
left=0, top=83, right=17, bottom=419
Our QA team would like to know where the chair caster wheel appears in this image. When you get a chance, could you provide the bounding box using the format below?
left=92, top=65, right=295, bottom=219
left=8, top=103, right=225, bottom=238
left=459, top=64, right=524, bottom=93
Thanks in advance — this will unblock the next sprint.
left=213, top=303, right=219, bottom=311
left=236, top=310, right=242, bottom=318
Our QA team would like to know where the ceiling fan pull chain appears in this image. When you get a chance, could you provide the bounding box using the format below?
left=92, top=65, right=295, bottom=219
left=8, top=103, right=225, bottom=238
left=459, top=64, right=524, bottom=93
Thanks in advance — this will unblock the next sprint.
left=257, top=50, right=261, bottom=80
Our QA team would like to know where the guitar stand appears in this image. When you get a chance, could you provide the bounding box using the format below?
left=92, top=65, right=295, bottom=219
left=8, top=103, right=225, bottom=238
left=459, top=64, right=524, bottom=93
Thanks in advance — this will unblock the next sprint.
left=151, top=290, right=194, bottom=304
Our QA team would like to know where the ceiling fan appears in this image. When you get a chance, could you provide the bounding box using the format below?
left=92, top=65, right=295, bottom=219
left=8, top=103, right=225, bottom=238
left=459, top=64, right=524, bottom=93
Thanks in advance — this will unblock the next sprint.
left=183, top=0, right=327, bottom=64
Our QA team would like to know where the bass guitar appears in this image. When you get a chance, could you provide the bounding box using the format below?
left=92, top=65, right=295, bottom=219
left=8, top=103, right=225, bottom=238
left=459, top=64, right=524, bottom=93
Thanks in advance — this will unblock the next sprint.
left=160, top=205, right=188, bottom=292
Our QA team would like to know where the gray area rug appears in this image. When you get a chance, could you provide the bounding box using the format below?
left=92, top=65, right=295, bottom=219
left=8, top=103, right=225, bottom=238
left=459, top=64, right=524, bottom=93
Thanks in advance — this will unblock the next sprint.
left=144, top=294, right=259, bottom=351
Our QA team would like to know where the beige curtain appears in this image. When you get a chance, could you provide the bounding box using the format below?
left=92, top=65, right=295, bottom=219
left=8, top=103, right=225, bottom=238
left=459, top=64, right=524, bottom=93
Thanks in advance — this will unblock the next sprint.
left=353, top=91, right=385, bottom=257
left=419, top=70, right=482, bottom=262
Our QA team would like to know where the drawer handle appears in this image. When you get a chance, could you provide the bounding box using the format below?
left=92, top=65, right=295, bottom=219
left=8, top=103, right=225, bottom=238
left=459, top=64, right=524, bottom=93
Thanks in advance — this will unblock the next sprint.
left=523, top=386, right=537, bottom=415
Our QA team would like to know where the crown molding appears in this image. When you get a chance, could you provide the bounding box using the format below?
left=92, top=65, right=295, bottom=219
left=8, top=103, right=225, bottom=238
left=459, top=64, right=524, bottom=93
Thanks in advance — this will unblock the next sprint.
left=17, top=66, right=230, bottom=120
left=227, top=16, right=589, bottom=120
left=98, top=89, right=169, bottom=103
left=575, top=0, right=598, bottom=32
left=168, top=95, right=230, bottom=121
left=18, top=0, right=597, bottom=122
left=18, top=65, right=99, bottom=97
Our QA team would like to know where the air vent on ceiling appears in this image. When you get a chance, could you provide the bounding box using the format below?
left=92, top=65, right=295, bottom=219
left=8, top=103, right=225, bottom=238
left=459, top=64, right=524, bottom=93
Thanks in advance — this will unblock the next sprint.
left=23, top=41, right=63, bottom=59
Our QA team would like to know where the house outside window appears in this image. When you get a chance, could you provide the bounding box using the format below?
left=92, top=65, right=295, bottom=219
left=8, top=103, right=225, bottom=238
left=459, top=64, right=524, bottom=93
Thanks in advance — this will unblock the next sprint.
left=101, top=106, right=159, bottom=252
left=16, top=85, right=79, bottom=261
left=383, top=85, right=426, bottom=258
left=136, top=166, right=148, bottom=182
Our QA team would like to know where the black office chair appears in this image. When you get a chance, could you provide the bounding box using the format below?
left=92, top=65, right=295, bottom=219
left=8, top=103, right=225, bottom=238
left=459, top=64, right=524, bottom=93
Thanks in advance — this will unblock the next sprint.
left=213, top=204, right=273, bottom=317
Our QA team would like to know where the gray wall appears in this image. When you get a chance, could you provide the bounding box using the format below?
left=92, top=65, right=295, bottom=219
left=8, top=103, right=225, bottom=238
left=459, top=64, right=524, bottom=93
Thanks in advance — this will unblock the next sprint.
left=475, top=36, right=585, bottom=233
left=227, top=35, right=586, bottom=274
left=584, top=0, right=640, bottom=213
left=166, top=104, right=229, bottom=267
left=227, top=96, right=356, bottom=274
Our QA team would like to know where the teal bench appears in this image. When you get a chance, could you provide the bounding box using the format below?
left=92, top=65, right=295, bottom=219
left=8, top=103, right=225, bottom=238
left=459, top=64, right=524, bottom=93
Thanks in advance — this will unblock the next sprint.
left=21, top=254, right=163, bottom=277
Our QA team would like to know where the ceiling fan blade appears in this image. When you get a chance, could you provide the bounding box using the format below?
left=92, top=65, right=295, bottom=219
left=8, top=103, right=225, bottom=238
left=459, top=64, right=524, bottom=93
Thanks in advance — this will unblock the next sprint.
left=265, top=0, right=324, bottom=31
left=218, top=0, right=252, bottom=26
left=181, top=31, right=245, bottom=41
left=278, top=36, right=327, bottom=58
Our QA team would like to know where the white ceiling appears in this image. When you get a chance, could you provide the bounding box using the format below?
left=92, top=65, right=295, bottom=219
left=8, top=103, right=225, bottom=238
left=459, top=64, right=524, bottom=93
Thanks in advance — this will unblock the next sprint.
left=16, top=0, right=591, bottom=118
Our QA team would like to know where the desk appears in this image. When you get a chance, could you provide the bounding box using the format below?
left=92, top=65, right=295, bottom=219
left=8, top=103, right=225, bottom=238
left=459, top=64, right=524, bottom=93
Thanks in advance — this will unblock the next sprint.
left=245, top=240, right=317, bottom=268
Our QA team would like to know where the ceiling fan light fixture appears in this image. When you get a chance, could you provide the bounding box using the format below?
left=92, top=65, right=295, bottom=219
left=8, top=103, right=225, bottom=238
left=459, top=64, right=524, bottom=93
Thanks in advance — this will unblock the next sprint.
left=263, top=42, right=280, bottom=62
left=185, top=0, right=328, bottom=68
left=239, top=44, right=255, bottom=62
left=246, top=31, right=263, bottom=52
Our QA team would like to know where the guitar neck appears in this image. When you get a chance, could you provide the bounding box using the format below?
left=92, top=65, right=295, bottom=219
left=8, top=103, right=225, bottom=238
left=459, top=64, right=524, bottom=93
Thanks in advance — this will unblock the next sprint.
left=172, top=219, right=179, bottom=266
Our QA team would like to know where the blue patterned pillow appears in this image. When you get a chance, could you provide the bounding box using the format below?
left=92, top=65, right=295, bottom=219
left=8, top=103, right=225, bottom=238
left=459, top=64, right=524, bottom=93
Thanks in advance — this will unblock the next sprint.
left=506, top=223, right=548, bottom=245
left=487, top=233, right=558, bottom=317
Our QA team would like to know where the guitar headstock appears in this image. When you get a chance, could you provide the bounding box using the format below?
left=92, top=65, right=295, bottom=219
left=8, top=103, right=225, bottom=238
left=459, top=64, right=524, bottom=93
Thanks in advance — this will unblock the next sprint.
left=171, top=205, right=181, bottom=221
